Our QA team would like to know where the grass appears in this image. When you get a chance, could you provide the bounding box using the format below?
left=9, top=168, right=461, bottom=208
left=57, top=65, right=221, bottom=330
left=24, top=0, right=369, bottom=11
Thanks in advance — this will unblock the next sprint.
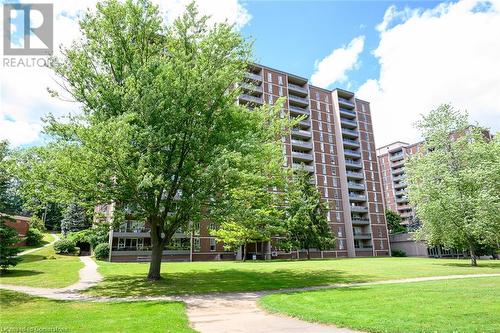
left=17, top=232, right=55, bottom=252
left=86, top=257, right=500, bottom=297
left=259, top=276, right=500, bottom=333
left=0, top=290, right=195, bottom=333
left=0, top=245, right=83, bottom=288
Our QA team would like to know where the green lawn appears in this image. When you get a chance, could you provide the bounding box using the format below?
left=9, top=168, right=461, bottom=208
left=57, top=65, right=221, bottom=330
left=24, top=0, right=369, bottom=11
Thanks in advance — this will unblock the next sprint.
left=86, top=257, right=500, bottom=297
left=0, top=290, right=194, bottom=333
left=0, top=245, right=83, bottom=288
left=259, top=276, right=500, bottom=333
left=17, top=232, right=55, bottom=252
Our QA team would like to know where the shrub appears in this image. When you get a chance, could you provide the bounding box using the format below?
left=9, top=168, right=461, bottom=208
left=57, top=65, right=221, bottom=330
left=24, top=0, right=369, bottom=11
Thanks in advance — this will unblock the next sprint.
left=29, top=216, right=46, bottom=232
left=26, top=228, right=44, bottom=246
left=94, top=243, right=109, bottom=260
left=391, top=249, right=407, bottom=257
left=53, top=239, right=76, bottom=254
left=0, top=218, right=22, bottom=271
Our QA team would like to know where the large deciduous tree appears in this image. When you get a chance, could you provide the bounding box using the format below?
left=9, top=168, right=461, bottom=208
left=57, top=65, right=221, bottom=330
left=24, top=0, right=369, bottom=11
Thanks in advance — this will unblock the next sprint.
left=10, top=0, right=287, bottom=280
left=406, top=104, right=500, bottom=266
left=385, top=209, right=405, bottom=234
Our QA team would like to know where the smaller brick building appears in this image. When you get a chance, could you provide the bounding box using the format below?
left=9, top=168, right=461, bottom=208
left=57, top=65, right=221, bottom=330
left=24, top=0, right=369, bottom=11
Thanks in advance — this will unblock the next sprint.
left=1, top=213, right=30, bottom=246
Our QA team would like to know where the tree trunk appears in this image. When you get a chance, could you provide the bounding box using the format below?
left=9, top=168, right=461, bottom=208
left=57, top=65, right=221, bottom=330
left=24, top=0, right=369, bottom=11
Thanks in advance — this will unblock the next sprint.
left=307, top=248, right=311, bottom=260
left=148, top=223, right=164, bottom=281
left=242, top=244, right=246, bottom=262
left=470, top=247, right=477, bottom=267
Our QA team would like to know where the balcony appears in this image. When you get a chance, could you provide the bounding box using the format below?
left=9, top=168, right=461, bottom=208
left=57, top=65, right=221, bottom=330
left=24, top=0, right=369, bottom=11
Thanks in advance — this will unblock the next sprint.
left=338, top=97, right=355, bottom=109
left=396, top=197, right=408, bottom=203
left=397, top=204, right=411, bottom=211
left=244, top=72, right=262, bottom=82
left=345, top=159, right=363, bottom=169
left=343, top=138, right=360, bottom=148
left=291, top=128, right=312, bottom=139
left=392, top=167, right=405, bottom=176
left=340, top=108, right=356, bottom=118
left=289, top=94, right=309, bottom=107
left=392, top=159, right=405, bottom=168
left=350, top=205, right=368, bottom=213
left=351, top=218, right=370, bottom=225
left=342, top=128, right=359, bottom=138
left=392, top=174, right=406, bottom=182
left=349, top=194, right=367, bottom=202
left=239, top=94, right=263, bottom=105
left=390, top=152, right=404, bottom=162
left=291, top=139, right=313, bottom=150
left=288, top=83, right=308, bottom=96
left=298, top=119, right=311, bottom=128
left=394, top=189, right=407, bottom=196
left=346, top=171, right=364, bottom=179
left=344, top=149, right=361, bottom=158
left=292, top=163, right=315, bottom=173
left=240, top=82, right=263, bottom=94
left=289, top=105, right=310, bottom=116
left=340, top=118, right=358, bottom=129
left=353, top=233, right=372, bottom=240
left=355, top=246, right=373, bottom=250
left=292, top=151, right=314, bottom=162
left=394, top=182, right=407, bottom=189
left=348, top=182, right=365, bottom=190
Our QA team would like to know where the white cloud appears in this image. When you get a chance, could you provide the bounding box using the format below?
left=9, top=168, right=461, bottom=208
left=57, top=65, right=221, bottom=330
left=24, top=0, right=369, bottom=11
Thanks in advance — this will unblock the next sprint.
left=0, top=0, right=251, bottom=147
left=310, top=36, right=365, bottom=89
left=358, top=0, right=500, bottom=147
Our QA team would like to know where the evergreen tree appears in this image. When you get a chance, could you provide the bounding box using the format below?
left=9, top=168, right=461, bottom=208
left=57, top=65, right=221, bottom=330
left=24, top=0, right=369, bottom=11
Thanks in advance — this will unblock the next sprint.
left=385, top=210, right=406, bottom=234
left=0, top=216, right=22, bottom=272
left=61, top=204, right=90, bottom=234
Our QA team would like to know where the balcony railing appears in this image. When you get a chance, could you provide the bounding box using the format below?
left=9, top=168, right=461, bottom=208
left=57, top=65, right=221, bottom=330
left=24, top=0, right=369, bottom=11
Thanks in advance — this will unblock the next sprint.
left=291, top=128, right=312, bottom=138
left=244, top=72, right=262, bottom=81
left=346, top=171, right=364, bottom=179
left=392, top=159, right=405, bottom=168
left=342, top=128, right=359, bottom=138
left=355, top=246, right=373, bottom=250
left=348, top=182, right=365, bottom=190
left=394, top=182, right=407, bottom=189
left=299, top=119, right=311, bottom=128
left=390, top=152, right=404, bottom=162
left=392, top=167, right=405, bottom=175
left=239, top=94, right=263, bottom=104
left=353, top=233, right=372, bottom=239
left=392, top=174, right=406, bottom=182
left=343, top=138, right=360, bottom=148
left=351, top=218, right=370, bottom=225
left=338, top=97, right=355, bottom=108
left=289, top=105, right=309, bottom=116
left=340, top=118, right=358, bottom=128
left=292, top=151, right=313, bottom=161
left=349, top=194, right=367, bottom=201
left=345, top=159, right=362, bottom=168
left=339, top=108, right=356, bottom=118
left=289, top=94, right=309, bottom=106
left=292, top=163, right=315, bottom=173
left=291, top=139, right=313, bottom=149
left=288, top=83, right=308, bottom=95
left=344, top=149, right=361, bottom=158
left=396, top=197, right=408, bottom=203
left=240, top=82, right=263, bottom=93
left=394, top=189, right=407, bottom=196
left=350, top=205, right=368, bottom=212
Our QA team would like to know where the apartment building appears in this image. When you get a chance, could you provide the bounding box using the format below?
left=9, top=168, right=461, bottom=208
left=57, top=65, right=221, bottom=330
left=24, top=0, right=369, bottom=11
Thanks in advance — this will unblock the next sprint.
left=376, top=141, right=422, bottom=224
left=104, top=63, right=391, bottom=262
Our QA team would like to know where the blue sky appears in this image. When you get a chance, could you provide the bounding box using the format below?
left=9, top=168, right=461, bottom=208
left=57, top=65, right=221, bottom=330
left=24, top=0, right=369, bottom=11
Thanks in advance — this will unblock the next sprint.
left=1, top=0, right=498, bottom=147
left=240, top=0, right=447, bottom=91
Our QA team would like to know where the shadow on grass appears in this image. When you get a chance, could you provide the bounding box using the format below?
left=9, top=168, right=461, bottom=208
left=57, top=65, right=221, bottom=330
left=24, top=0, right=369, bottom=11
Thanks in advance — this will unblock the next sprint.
left=0, top=269, right=43, bottom=279
left=87, top=268, right=371, bottom=297
left=433, top=261, right=500, bottom=269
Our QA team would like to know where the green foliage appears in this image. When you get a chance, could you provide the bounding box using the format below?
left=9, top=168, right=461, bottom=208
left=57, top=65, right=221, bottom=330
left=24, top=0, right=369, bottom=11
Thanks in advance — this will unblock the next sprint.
left=391, top=249, right=407, bottom=257
left=53, top=239, right=77, bottom=254
left=29, top=215, right=46, bottom=232
left=25, top=228, right=44, bottom=246
left=282, top=168, right=335, bottom=257
left=93, top=243, right=110, bottom=261
left=406, top=104, right=500, bottom=266
left=0, top=141, right=24, bottom=215
left=67, top=223, right=110, bottom=248
left=0, top=216, right=22, bottom=271
left=61, top=204, right=90, bottom=234
left=385, top=210, right=406, bottom=234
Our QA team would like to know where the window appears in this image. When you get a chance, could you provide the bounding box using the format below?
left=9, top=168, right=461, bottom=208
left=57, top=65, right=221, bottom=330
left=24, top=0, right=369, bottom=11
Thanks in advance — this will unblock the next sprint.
left=267, top=72, right=272, bottom=82
left=316, top=101, right=320, bottom=109
left=193, top=238, right=200, bottom=252
left=118, top=238, right=125, bottom=249
left=210, top=238, right=216, bottom=251
left=322, top=164, right=327, bottom=174
left=327, top=114, right=331, bottom=123
left=320, top=142, right=324, bottom=152
left=333, top=177, right=338, bottom=187
left=329, top=134, right=333, bottom=143
left=324, top=187, right=329, bottom=198
left=278, top=86, right=283, bottom=96
left=268, top=84, right=272, bottom=93
left=318, top=112, right=322, bottom=121
left=380, top=240, right=384, bottom=249
left=321, top=153, right=326, bottom=163
left=137, top=238, right=144, bottom=250
left=316, top=92, right=320, bottom=100
left=278, top=75, right=283, bottom=85
left=325, top=95, right=329, bottom=103
left=192, top=222, right=200, bottom=236
left=268, top=95, right=273, bottom=104
left=336, top=212, right=341, bottom=222
left=319, top=132, right=324, bottom=142
left=339, top=239, right=344, bottom=250
left=323, top=175, right=327, bottom=185
left=329, top=144, right=334, bottom=154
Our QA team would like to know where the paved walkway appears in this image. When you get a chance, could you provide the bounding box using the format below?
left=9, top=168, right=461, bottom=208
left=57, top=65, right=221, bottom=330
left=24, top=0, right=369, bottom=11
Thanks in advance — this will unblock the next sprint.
left=1, top=256, right=499, bottom=333
left=18, top=233, right=60, bottom=256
